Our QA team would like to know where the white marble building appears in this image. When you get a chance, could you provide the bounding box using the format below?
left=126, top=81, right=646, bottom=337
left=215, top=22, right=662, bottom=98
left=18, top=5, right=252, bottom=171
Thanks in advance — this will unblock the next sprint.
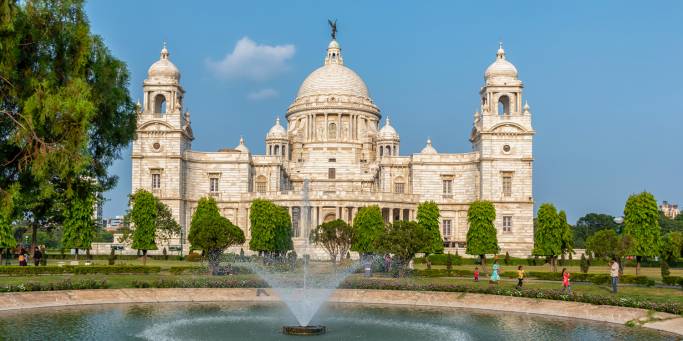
left=131, top=38, right=535, bottom=257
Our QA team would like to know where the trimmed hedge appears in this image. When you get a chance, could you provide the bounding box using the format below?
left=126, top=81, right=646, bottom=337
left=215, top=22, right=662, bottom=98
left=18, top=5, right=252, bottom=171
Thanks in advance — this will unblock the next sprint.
left=0, top=279, right=108, bottom=292
left=167, top=266, right=253, bottom=275
left=412, top=268, right=655, bottom=286
left=132, top=278, right=268, bottom=289
left=663, top=276, right=683, bottom=288
left=0, top=265, right=161, bottom=276
left=339, top=278, right=683, bottom=315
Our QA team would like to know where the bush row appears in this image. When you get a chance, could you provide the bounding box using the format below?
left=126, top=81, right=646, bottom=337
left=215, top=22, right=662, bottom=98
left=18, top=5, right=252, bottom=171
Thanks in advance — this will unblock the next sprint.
left=339, top=278, right=683, bottom=315
left=131, top=278, right=269, bottom=289
left=0, top=279, right=108, bottom=292
left=414, top=255, right=683, bottom=268
left=167, top=265, right=253, bottom=275
left=663, top=276, right=683, bottom=288
left=412, top=269, right=656, bottom=286
left=0, top=265, right=161, bottom=276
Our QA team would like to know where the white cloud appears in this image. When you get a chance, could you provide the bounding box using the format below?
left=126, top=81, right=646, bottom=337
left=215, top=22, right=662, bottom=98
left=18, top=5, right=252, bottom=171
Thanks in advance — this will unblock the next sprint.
left=207, top=37, right=295, bottom=81
left=247, top=88, right=278, bottom=101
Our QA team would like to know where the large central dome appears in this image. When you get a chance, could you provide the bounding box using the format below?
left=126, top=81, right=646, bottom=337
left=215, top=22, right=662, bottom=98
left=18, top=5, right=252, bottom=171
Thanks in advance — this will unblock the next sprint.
left=295, top=39, right=371, bottom=100
left=297, top=64, right=369, bottom=99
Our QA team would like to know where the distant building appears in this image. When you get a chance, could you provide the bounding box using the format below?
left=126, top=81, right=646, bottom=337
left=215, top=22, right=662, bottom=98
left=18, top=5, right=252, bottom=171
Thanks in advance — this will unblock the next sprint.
left=661, top=201, right=680, bottom=219
left=105, top=216, right=125, bottom=231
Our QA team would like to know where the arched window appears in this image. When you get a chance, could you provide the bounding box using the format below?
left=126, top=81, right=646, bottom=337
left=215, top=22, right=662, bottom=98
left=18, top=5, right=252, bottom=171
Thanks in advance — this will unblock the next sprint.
left=328, top=122, right=337, bottom=140
left=386, top=146, right=392, bottom=156
left=268, top=145, right=272, bottom=155
left=274, top=145, right=280, bottom=155
left=154, top=94, right=167, bottom=115
left=394, top=176, right=405, bottom=194
left=380, top=146, right=384, bottom=157
left=498, top=95, right=510, bottom=116
left=255, top=176, right=267, bottom=194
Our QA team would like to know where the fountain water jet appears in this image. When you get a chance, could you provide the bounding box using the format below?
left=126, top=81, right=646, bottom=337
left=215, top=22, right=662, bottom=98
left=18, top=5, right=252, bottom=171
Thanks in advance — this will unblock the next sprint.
left=240, top=179, right=365, bottom=333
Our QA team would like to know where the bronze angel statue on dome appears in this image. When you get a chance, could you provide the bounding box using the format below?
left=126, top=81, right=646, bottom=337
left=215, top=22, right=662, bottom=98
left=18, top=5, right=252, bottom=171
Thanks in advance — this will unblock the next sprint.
left=328, top=19, right=337, bottom=40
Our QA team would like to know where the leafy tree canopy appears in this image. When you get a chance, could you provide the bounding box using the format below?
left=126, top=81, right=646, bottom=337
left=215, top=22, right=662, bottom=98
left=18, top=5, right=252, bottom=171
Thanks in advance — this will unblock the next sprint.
left=61, top=186, right=96, bottom=251
left=572, top=213, right=618, bottom=248
left=375, top=220, right=429, bottom=271
left=417, top=201, right=443, bottom=254
left=660, top=231, right=683, bottom=262
left=130, top=189, right=157, bottom=252
left=559, top=210, right=573, bottom=255
left=310, top=219, right=354, bottom=264
left=623, top=192, right=661, bottom=257
left=532, top=203, right=563, bottom=257
left=249, top=199, right=292, bottom=253
left=466, top=200, right=499, bottom=257
left=189, top=197, right=245, bottom=256
left=351, top=205, right=384, bottom=254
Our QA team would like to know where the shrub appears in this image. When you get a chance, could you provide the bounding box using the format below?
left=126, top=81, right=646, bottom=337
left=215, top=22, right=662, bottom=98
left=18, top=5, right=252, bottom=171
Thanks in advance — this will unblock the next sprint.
left=131, top=278, right=268, bottom=289
left=0, top=279, right=108, bottom=292
left=108, top=248, right=116, bottom=266
left=662, top=276, right=683, bottom=288
left=660, top=261, right=670, bottom=278
left=186, top=252, right=202, bottom=262
left=504, top=252, right=511, bottom=265
left=580, top=254, right=589, bottom=273
left=0, top=265, right=161, bottom=276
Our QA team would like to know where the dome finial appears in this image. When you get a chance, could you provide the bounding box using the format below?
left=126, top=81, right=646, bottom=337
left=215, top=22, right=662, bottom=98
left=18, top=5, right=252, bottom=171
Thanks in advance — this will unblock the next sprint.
left=385, top=116, right=391, bottom=126
left=275, top=116, right=280, bottom=125
left=427, top=137, right=432, bottom=145
left=497, top=42, right=505, bottom=60
left=161, top=41, right=169, bottom=59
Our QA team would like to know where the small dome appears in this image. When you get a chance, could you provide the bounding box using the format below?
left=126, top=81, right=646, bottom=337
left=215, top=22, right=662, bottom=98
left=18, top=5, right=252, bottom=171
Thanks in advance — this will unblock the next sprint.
left=377, top=117, right=399, bottom=140
left=266, top=117, right=287, bottom=140
left=420, top=138, right=438, bottom=154
left=328, top=39, right=340, bottom=49
left=235, top=136, right=249, bottom=153
left=485, top=43, right=518, bottom=80
left=147, top=43, right=180, bottom=81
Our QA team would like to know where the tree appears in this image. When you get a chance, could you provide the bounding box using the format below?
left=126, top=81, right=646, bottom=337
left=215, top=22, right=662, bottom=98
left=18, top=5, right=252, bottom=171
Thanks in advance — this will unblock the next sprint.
left=0, top=187, right=17, bottom=263
left=466, top=200, right=499, bottom=267
left=659, top=211, right=683, bottom=234
left=374, top=220, right=429, bottom=277
left=416, top=201, right=443, bottom=269
left=533, top=203, right=563, bottom=272
left=0, top=1, right=136, bottom=259
left=559, top=210, right=574, bottom=260
left=130, top=189, right=157, bottom=264
left=580, top=254, right=589, bottom=273
left=351, top=205, right=384, bottom=256
left=585, top=228, right=633, bottom=266
left=310, top=219, right=354, bottom=265
left=660, top=232, right=683, bottom=264
left=154, top=199, right=181, bottom=245
left=249, top=199, right=292, bottom=256
left=573, top=213, right=618, bottom=248
left=188, top=197, right=245, bottom=274
left=623, top=192, right=661, bottom=276
left=61, top=189, right=96, bottom=260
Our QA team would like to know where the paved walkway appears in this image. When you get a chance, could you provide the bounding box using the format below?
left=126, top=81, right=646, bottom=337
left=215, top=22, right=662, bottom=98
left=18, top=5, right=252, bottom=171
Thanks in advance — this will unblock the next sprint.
left=0, top=288, right=681, bottom=336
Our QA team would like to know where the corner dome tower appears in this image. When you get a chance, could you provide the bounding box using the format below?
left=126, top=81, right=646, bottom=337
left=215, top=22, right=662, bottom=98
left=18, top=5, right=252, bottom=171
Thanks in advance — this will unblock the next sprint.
left=147, top=43, right=181, bottom=82
left=484, top=43, right=519, bottom=84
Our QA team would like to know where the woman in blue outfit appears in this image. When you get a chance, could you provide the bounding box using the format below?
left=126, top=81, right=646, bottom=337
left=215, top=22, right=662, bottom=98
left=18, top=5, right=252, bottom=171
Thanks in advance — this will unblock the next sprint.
left=490, top=259, right=501, bottom=285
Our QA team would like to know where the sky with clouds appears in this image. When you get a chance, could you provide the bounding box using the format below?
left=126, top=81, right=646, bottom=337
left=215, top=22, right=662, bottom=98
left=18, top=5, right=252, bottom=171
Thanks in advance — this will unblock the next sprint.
left=85, top=1, right=682, bottom=223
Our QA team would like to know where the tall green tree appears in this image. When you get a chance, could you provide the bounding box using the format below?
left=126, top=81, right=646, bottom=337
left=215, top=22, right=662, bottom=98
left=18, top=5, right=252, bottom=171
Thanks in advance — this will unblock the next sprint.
left=559, top=210, right=574, bottom=259
left=416, top=201, right=443, bottom=269
left=61, top=185, right=96, bottom=260
left=189, top=197, right=245, bottom=274
left=572, top=213, right=618, bottom=248
left=249, top=199, right=292, bottom=255
left=351, top=205, right=384, bottom=256
left=130, top=189, right=157, bottom=264
left=623, top=192, right=661, bottom=276
left=660, top=232, right=683, bottom=265
left=533, top=203, right=563, bottom=272
left=310, top=219, right=354, bottom=265
left=466, top=200, right=499, bottom=267
left=375, top=220, right=429, bottom=277
left=154, top=199, right=181, bottom=245
left=0, top=185, right=18, bottom=263
left=0, top=0, right=136, bottom=256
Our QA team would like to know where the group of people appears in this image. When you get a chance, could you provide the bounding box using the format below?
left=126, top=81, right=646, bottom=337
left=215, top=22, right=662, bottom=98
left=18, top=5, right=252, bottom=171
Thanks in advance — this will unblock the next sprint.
left=472, top=257, right=622, bottom=294
left=14, top=246, right=44, bottom=266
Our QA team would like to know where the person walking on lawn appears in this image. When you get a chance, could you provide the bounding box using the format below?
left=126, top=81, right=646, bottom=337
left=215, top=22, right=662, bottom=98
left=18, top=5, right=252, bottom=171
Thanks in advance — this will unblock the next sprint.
left=610, top=259, right=620, bottom=294
left=561, top=268, right=571, bottom=294
left=516, top=265, right=526, bottom=289
left=490, top=260, right=501, bottom=285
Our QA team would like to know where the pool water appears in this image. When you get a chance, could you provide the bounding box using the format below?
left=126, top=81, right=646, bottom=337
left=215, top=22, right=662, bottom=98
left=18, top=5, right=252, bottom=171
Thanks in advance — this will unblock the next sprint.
left=0, top=302, right=675, bottom=340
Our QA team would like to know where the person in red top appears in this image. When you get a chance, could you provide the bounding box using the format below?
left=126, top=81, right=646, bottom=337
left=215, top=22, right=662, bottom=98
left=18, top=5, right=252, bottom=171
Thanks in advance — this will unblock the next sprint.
left=561, top=268, right=571, bottom=294
left=474, top=267, right=479, bottom=281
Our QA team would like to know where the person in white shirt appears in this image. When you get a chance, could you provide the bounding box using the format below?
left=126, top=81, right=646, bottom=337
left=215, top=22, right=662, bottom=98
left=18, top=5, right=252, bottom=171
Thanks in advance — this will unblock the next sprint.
left=609, top=259, right=620, bottom=293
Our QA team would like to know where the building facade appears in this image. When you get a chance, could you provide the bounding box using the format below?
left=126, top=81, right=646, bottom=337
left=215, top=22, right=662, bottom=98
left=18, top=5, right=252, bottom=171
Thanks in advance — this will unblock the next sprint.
left=661, top=201, right=680, bottom=219
left=131, top=38, right=535, bottom=257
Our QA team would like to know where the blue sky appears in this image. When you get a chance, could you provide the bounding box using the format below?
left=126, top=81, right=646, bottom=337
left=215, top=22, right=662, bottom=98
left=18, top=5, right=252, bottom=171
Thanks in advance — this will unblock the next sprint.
left=86, top=1, right=683, bottom=223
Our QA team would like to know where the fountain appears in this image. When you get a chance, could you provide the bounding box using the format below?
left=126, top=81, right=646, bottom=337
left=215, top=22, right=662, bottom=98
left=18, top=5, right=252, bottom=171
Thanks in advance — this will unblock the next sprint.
left=240, top=179, right=364, bottom=335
